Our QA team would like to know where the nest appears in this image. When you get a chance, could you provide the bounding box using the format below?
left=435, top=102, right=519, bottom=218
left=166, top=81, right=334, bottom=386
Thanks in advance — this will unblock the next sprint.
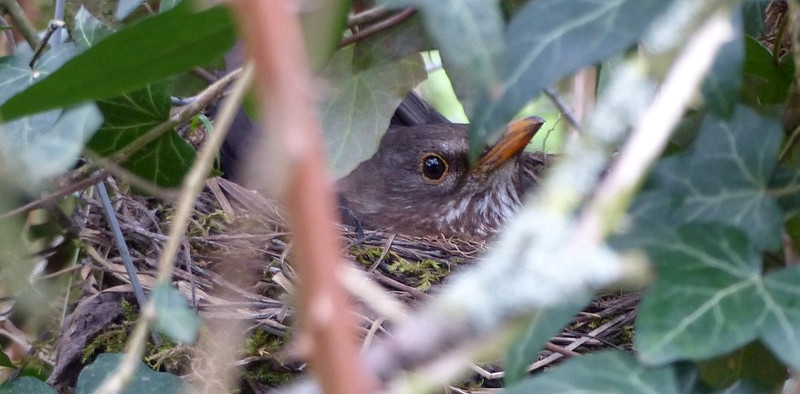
left=45, top=176, right=638, bottom=392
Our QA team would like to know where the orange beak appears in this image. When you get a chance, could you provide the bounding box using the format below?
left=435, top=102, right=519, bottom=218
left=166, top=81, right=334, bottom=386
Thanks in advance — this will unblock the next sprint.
left=474, top=116, right=545, bottom=172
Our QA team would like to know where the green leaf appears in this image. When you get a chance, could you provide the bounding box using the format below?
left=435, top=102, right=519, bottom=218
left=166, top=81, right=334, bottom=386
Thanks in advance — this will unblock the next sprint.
left=0, top=44, right=76, bottom=104
left=742, top=36, right=794, bottom=107
left=698, top=341, right=786, bottom=391
left=0, top=2, right=236, bottom=121
left=702, top=6, right=743, bottom=118
left=300, top=0, right=351, bottom=71
left=319, top=47, right=426, bottom=178
left=648, top=105, right=783, bottom=251
left=0, top=45, right=102, bottom=186
left=152, top=284, right=201, bottom=344
left=352, top=15, right=433, bottom=71
left=87, top=82, right=195, bottom=188
left=3, top=104, right=103, bottom=185
left=504, top=299, right=588, bottom=385
left=0, top=350, right=13, bottom=368
left=74, top=6, right=114, bottom=51
left=0, top=376, right=57, bottom=394
left=75, top=353, right=194, bottom=394
left=504, top=351, right=679, bottom=394
left=624, top=224, right=800, bottom=369
left=381, top=0, right=504, bottom=115
left=470, top=0, right=672, bottom=159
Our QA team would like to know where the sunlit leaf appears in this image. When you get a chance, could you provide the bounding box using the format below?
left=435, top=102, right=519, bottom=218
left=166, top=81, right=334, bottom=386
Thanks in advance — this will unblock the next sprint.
left=0, top=2, right=236, bottom=121
left=75, top=353, right=194, bottom=393
left=152, top=284, right=201, bottom=344
left=319, top=47, right=425, bottom=178
left=504, top=351, right=679, bottom=394
left=470, top=0, right=672, bottom=159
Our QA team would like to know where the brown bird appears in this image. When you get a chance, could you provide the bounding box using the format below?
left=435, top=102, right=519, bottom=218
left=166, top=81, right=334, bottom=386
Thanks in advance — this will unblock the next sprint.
left=338, top=116, right=547, bottom=241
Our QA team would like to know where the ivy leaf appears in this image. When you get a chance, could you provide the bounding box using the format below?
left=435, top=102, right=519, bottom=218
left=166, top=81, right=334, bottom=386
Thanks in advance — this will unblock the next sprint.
left=0, top=45, right=102, bottom=187
left=702, top=6, right=743, bottom=118
left=742, top=36, right=794, bottom=107
left=75, top=353, right=194, bottom=393
left=470, top=0, right=672, bottom=159
left=381, top=0, right=504, bottom=115
left=0, top=2, right=236, bottom=121
left=504, top=299, right=588, bottom=385
left=0, top=350, right=13, bottom=368
left=647, top=105, right=783, bottom=251
left=0, top=377, right=57, bottom=394
left=697, top=341, right=786, bottom=391
left=319, top=47, right=425, bottom=178
left=152, top=284, right=201, bottom=344
left=87, top=82, right=195, bottom=188
left=623, top=224, right=800, bottom=370
left=504, top=351, right=679, bottom=394
left=300, top=0, right=351, bottom=71
left=74, top=7, right=114, bottom=51
left=116, top=0, right=148, bottom=20
left=352, top=15, right=433, bottom=71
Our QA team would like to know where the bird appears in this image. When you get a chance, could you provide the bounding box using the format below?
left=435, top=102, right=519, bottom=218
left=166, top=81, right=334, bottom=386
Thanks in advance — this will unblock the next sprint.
left=220, top=90, right=549, bottom=241
left=337, top=114, right=547, bottom=242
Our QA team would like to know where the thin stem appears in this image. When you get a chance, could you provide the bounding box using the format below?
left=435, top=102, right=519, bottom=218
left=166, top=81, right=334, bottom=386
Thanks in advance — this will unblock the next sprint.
left=339, top=8, right=416, bottom=47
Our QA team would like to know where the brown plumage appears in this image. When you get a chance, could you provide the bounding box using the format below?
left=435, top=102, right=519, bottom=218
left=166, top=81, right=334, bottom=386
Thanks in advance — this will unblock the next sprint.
left=338, top=117, right=548, bottom=241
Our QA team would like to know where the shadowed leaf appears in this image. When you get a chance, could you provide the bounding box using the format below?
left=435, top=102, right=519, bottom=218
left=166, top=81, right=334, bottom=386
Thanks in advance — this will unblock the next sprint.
left=76, top=353, right=193, bottom=393
left=504, top=351, right=678, bottom=394
left=648, top=105, right=783, bottom=251
left=88, top=82, right=195, bottom=187
left=504, top=299, right=588, bottom=385
left=319, top=47, right=425, bottom=178
left=381, top=0, right=504, bottom=115
left=470, top=0, right=672, bottom=159
left=0, top=377, right=57, bottom=394
left=153, top=284, right=201, bottom=344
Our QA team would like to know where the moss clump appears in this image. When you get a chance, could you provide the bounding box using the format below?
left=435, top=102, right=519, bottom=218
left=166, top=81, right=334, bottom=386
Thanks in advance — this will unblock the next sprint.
left=386, top=258, right=450, bottom=291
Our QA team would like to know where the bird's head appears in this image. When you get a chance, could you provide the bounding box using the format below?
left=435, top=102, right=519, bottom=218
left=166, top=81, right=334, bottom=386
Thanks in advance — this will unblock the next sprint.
left=338, top=116, right=545, bottom=241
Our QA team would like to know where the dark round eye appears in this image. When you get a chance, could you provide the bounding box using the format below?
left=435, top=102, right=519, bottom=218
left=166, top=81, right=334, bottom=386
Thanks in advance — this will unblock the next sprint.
left=420, top=154, right=448, bottom=181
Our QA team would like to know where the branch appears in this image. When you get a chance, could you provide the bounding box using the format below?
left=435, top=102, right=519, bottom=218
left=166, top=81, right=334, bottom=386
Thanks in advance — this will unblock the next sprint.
left=339, top=8, right=416, bottom=47
left=229, top=1, right=374, bottom=394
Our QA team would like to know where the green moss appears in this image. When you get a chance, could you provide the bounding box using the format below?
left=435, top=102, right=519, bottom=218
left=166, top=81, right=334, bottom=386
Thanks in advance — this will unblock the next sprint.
left=82, top=323, right=129, bottom=362
left=387, top=258, right=450, bottom=291
left=244, top=364, right=294, bottom=386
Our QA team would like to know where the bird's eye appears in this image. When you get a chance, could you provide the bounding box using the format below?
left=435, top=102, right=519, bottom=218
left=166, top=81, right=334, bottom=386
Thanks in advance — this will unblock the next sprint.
left=420, top=154, right=448, bottom=181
